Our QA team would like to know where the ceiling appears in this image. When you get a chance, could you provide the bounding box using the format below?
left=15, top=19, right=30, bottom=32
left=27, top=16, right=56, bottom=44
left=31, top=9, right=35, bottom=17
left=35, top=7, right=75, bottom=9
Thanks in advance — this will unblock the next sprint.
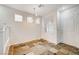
left=4, top=4, right=75, bottom=16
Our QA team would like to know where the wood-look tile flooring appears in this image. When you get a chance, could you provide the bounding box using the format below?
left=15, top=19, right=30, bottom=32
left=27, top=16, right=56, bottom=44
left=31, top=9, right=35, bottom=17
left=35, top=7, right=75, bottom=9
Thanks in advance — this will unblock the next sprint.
left=8, top=39, right=79, bottom=55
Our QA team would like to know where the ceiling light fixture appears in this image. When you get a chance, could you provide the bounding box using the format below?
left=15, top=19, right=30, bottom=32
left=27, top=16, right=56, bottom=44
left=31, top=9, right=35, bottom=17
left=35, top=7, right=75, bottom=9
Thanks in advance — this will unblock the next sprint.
left=33, top=8, right=38, bottom=16
left=32, top=5, right=43, bottom=24
left=38, top=4, right=44, bottom=8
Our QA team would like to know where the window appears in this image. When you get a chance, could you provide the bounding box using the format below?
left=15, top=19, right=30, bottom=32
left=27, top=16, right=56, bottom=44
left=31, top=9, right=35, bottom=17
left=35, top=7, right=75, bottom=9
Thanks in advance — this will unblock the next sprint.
left=15, top=14, right=23, bottom=22
left=27, top=17, right=33, bottom=24
left=35, top=18, right=40, bottom=24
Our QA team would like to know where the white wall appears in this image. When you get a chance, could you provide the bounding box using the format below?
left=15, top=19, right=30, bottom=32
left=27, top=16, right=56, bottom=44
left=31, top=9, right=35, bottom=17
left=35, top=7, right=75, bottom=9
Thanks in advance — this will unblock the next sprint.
left=59, top=5, right=79, bottom=48
left=41, top=10, right=57, bottom=44
left=0, top=5, right=41, bottom=46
